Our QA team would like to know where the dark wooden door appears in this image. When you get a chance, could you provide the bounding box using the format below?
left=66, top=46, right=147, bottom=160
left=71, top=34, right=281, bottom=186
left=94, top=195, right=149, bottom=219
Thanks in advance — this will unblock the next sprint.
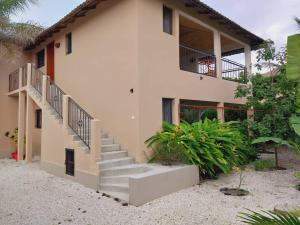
left=65, top=149, right=74, bottom=176
left=47, top=42, right=55, bottom=81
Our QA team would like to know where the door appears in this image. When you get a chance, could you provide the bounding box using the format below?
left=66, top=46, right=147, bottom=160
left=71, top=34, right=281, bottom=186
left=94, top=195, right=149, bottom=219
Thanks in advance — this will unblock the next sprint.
left=65, top=149, right=74, bottom=176
left=47, top=42, right=55, bottom=80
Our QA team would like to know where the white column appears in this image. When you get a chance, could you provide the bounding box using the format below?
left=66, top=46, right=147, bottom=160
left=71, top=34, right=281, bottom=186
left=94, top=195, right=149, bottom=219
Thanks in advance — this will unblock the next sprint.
left=25, top=95, right=34, bottom=163
left=214, top=30, right=222, bottom=79
left=91, top=119, right=101, bottom=163
left=173, top=98, right=180, bottom=125
left=18, top=91, right=26, bottom=160
left=245, top=45, right=252, bottom=75
left=63, top=95, right=70, bottom=129
left=18, top=67, right=23, bottom=89
left=27, top=63, right=32, bottom=86
left=217, top=102, right=225, bottom=123
left=42, top=75, right=48, bottom=105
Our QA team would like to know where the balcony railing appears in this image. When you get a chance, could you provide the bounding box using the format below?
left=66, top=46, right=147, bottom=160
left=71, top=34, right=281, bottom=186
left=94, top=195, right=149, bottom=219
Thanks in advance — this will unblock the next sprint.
left=180, top=45, right=216, bottom=77
left=46, top=78, right=65, bottom=119
left=31, top=66, right=43, bottom=94
left=222, top=58, right=247, bottom=84
left=9, top=69, right=19, bottom=92
left=68, top=98, right=93, bottom=149
left=180, top=45, right=247, bottom=83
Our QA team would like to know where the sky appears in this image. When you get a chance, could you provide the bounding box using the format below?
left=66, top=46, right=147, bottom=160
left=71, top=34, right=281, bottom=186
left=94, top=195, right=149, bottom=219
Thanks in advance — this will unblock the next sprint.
left=11, top=0, right=300, bottom=65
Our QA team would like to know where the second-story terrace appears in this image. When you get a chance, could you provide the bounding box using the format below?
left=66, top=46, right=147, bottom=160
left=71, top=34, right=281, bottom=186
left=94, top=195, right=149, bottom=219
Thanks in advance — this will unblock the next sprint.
left=178, top=15, right=250, bottom=83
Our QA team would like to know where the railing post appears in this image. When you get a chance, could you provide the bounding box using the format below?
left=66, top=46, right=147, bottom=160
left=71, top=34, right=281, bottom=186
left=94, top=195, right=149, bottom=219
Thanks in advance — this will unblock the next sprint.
left=214, top=30, right=222, bottom=79
left=91, top=119, right=101, bottom=163
left=18, top=67, right=23, bottom=89
left=217, top=102, right=225, bottom=123
left=27, top=63, right=32, bottom=86
left=42, top=75, right=48, bottom=105
left=63, top=95, right=70, bottom=129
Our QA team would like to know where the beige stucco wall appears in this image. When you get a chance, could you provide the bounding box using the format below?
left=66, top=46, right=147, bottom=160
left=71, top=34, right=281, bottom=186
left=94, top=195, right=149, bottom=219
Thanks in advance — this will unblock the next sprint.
left=1, top=0, right=250, bottom=166
left=28, top=0, right=140, bottom=161
left=0, top=58, right=28, bottom=158
left=135, top=0, right=247, bottom=162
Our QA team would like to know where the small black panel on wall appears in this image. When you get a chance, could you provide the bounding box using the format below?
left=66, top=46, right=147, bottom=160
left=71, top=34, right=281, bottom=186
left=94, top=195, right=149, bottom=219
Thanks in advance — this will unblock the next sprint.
left=65, top=149, right=75, bottom=176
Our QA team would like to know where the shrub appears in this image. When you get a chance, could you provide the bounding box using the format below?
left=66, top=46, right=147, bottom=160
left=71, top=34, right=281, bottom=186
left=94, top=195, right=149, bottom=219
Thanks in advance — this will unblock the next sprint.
left=254, top=160, right=274, bottom=171
left=145, top=119, right=256, bottom=178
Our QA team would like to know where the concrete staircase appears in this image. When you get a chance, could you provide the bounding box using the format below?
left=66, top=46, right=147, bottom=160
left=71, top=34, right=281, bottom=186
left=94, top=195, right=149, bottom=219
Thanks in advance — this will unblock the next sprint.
left=98, top=134, right=151, bottom=203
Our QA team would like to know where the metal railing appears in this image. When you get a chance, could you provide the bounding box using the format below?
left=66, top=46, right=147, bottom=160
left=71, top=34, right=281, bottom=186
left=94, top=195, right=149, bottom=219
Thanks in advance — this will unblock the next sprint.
left=180, top=45, right=216, bottom=77
left=22, top=65, right=27, bottom=87
left=46, top=78, right=65, bottom=119
left=31, top=66, right=43, bottom=94
left=222, top=58, right=247, bottom=83
left=68, top=98, right=93, bottom=149
left=9, top=69, right=19, bottom=92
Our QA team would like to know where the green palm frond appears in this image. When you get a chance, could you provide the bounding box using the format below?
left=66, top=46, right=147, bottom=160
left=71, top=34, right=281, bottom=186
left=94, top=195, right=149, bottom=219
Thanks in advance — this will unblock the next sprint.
left=0, top=0, right=38, bottom=17
left=239, top=210, right=300, bottom=225
left=295, top=17, right=300, bottom=31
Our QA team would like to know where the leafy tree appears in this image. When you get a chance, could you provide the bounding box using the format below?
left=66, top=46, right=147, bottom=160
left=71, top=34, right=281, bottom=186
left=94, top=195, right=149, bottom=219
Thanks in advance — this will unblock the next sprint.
left=0, top=0, right=43, bottom=58
left=235, top=41, right=297, bottom=140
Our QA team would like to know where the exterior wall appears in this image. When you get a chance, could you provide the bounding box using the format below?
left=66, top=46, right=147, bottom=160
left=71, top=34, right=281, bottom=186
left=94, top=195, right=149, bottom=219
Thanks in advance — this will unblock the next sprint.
left=0, top=57, right=28, bottom=158
left=135, top=0, right=248, bottom=162
left=28, top=0, right=140, bottom=160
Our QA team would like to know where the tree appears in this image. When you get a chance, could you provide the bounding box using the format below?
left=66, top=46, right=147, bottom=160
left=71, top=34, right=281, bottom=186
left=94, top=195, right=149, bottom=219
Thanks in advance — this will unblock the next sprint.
left=0, top=0, right=43, bottom=58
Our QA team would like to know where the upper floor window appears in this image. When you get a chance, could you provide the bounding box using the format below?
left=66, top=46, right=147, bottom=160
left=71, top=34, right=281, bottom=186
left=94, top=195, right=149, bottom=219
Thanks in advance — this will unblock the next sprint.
left=163, top=5, right=173, bottom=35
left=36, top=49, right=45, bottom=68
left=66, top=32, right=72, bottom=55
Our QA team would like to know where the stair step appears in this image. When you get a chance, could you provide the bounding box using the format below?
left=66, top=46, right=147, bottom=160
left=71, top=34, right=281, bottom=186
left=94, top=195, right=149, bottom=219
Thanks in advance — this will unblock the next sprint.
left=101, top=191, right=129, bottom=203
left=102, top=138, right=114, bottom=145
left=100, top=165, right=151, bottom=177
left=100, top=176, right=129, bottom=184
left=98, top=157, right=134, bottom=170
left=100, top=183, right=129, bottom=193
left=102, top=144, right=120, bottom=152
left=101, top=151, right=128, bottom=160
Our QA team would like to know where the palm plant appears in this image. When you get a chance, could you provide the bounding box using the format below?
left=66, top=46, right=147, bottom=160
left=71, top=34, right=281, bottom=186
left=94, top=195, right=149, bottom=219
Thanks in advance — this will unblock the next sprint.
left=0, top=0, right=43, bottom=58
left=145, top=119, right=255, bottom=178
left=239, top=210, right=300, bottom=225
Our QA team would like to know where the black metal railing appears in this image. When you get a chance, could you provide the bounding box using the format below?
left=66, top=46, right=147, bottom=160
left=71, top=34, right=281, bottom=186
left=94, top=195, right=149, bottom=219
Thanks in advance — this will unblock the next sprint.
left=222, top=58, right=247, bottom=83
left=22, top=64, right=27, bottom=87
left=180, top=45, right=217, bottom=77
left=46, top=78, right=65, bottom=119
left=9, top=69, right=19, bottom=92
left=31, top=66, right=43, bottom=94
left=68, top=98, right=93, bottom=149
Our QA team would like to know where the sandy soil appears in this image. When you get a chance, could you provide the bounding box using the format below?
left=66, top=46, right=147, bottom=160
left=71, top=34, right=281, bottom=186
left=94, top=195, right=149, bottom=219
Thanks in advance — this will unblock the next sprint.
left=0, top=149, right=299, bottom=225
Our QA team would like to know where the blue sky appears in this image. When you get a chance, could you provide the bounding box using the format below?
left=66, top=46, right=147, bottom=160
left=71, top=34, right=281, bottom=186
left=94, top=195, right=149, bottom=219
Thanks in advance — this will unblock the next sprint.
left=12, top=0, right=300, bottom=64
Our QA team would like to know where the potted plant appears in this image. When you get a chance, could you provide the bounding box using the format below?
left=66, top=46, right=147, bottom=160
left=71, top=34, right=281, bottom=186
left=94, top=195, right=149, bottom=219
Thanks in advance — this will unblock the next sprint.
left=5, top=128, right=19, bottom=161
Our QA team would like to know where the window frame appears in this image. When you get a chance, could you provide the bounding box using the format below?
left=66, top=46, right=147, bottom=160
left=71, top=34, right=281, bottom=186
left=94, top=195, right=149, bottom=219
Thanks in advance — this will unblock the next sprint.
left=163, top=5, right=173, bottom=35
left=162, top=98, right=173, bottom=123
left=66, top=32, right=72, bottom=55
left=35, top=109, right=42, bottom=129
left=36, top=49, right=45, bottom=68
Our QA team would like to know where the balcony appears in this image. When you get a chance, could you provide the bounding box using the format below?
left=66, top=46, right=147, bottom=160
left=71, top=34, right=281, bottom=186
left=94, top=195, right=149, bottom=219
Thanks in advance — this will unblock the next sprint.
left=179, top=15, right=249, bottom=84
left=180, top=45, right=247, bottom=83
left=8, top=64, right=29, bottom=93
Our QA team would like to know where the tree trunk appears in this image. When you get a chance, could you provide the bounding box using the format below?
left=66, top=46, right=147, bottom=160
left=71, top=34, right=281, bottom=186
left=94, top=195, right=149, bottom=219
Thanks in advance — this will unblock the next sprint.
left=274, top=147, right=279, bottom=168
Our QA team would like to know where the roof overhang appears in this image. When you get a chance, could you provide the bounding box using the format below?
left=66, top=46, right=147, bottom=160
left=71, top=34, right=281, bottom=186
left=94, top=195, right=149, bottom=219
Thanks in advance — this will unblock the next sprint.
left=25, top=0, right=265, bottom=51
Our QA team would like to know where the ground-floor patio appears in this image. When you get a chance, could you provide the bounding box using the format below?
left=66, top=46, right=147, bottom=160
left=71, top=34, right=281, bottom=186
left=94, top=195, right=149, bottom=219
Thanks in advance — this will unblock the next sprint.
left=0, top=149, right=299, bottom=225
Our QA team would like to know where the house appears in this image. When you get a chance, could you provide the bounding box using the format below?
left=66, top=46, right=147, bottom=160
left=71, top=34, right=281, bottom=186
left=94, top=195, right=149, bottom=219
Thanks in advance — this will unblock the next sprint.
left=0, top=0, right=264, bottom=205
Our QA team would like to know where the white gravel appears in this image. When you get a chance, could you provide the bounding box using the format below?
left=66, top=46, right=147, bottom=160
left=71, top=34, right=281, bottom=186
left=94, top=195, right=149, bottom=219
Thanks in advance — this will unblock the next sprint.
left=0, top=149, right=299, bottom=225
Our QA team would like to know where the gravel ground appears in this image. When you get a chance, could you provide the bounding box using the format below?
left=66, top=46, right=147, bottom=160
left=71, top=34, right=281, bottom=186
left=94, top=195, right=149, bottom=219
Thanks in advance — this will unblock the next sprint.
left=0, top=149, right=299, bottom=225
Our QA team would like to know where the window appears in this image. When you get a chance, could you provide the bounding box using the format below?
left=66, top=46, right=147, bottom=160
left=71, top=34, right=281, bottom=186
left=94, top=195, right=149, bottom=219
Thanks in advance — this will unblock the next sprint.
left=36, top=49, right=45, bottom=68
left=162, top=98, right=173, bottom=123
left=65, top=149, right=75, bottom=176
left=35, top=109, right=42, bottom=129
left=163, top=5, right=173, bottom=34
left=66, top=33, right=72, bottom=54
